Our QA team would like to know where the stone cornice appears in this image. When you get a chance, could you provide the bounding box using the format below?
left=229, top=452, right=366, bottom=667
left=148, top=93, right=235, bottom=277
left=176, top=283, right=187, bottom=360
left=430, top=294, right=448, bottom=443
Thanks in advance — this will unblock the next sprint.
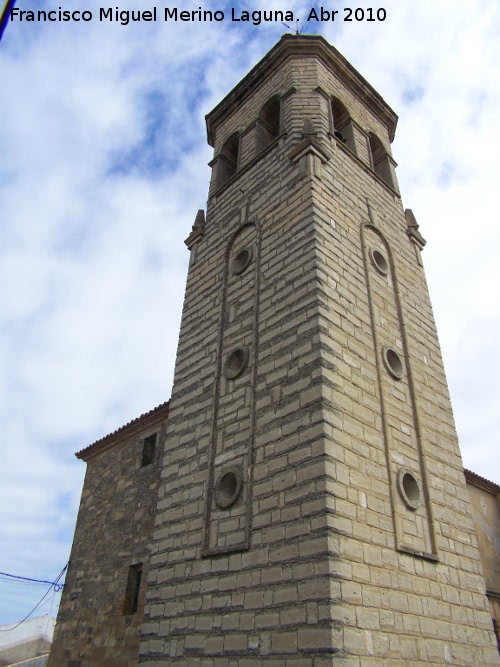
left=206, top=34, right=398, bottom=147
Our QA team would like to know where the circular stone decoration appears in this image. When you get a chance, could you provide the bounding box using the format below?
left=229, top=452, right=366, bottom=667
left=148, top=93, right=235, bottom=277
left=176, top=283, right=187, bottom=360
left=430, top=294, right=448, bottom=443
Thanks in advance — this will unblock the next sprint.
left=397, top=469, right=422, bottom=511
left=369, top=247, right=389, bottom=276
left=231, top=246, right=253, bottom=275
left=382, top=346, right=404, bottom=380
left=215, top=467, right=242, bottom=509
left=224, top=347, right=249, bottom=379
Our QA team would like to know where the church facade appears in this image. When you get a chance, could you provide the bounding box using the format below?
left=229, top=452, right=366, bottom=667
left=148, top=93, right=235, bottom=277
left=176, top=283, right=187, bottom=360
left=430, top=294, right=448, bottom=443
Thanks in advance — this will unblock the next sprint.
left=49, top=36, right=500, bottom=666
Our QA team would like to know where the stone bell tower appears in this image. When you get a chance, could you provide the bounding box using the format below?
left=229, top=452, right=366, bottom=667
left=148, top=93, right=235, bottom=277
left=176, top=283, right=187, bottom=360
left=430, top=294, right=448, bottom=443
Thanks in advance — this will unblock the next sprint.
left=140, top=36, right=500, bottom=665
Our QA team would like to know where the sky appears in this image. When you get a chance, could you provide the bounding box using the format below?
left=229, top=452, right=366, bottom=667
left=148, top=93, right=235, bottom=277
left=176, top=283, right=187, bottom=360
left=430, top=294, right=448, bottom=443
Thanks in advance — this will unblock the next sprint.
left=0, top=0, right=499, bottom=627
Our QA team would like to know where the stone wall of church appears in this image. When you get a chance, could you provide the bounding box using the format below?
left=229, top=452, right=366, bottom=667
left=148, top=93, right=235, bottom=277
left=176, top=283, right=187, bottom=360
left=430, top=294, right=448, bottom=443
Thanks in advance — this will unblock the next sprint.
left=466, top=471, right=500, bottom=651
left=48, top=405, right=168, bottom=667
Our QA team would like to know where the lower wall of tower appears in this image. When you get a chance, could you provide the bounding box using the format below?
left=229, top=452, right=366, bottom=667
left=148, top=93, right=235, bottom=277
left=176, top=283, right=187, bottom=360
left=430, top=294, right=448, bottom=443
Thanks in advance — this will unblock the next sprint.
left=140, top=157, right=354, bottom=663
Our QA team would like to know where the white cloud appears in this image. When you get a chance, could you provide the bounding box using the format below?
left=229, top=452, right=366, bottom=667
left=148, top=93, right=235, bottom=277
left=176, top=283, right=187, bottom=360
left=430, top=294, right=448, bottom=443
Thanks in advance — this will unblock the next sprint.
left=0, top=0, right=498, bottom=625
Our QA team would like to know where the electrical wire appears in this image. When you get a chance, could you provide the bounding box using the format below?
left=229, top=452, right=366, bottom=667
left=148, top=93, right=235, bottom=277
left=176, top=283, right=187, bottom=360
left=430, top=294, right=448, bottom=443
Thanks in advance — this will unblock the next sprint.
left=0, top=564, right=67, bottom=634
left=0, top=572, right=60, bottom=586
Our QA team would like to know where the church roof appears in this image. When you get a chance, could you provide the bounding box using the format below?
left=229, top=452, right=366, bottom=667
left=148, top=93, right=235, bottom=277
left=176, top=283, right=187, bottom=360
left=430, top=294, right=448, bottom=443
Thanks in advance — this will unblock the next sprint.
left=76, top=401, right=170, bottom=461
left=464, top=468, right=500, bottom=494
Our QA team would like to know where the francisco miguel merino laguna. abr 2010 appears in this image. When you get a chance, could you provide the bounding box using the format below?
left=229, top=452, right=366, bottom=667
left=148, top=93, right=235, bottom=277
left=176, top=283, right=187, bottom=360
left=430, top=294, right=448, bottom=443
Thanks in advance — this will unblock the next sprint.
left=10, top=6, right=387, bottom=25
left=9, top=6, right=297, bottom=25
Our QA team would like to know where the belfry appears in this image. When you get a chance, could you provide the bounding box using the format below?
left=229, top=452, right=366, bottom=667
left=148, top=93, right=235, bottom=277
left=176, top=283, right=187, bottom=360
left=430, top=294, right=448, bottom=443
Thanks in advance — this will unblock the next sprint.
left=49, top=35, right=500, bottom=666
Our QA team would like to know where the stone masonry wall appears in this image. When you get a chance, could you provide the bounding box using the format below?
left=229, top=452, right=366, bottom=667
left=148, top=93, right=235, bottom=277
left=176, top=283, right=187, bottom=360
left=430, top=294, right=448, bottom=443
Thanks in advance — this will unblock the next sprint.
left=141, top=53, right=343, bottom=665
left=466, top=474, right=500, bottom=649
left=48, top=409, right=168, bottom=667
left=466, top=478, right=500, bottom=596
left=311, top=53, right=499, bottom=664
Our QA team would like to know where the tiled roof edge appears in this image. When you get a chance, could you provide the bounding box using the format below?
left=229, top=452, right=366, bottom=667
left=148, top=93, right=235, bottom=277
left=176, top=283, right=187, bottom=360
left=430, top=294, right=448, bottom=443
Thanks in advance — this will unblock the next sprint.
left=464, top=468, right=500, bottom=494
left=76, top=401, right=170, bottom=461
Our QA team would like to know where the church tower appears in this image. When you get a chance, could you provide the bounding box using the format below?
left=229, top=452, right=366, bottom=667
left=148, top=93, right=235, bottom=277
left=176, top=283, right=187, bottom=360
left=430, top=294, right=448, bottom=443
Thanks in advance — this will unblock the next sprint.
left=140, top=36, right=499, bottom=665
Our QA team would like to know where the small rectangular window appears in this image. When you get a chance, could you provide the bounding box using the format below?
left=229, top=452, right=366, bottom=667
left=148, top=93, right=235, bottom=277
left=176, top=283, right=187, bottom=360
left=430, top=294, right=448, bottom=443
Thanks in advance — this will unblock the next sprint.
left=493, top=618, right=500, bottom=653
left=141, top=434, right=157, bottom=467
left=123, top=563, right=142, bottom=615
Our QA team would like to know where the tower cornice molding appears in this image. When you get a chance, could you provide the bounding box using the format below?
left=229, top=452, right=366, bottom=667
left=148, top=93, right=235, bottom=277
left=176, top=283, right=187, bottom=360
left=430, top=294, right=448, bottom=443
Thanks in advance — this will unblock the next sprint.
left=206, top=35, right=398, bottom=147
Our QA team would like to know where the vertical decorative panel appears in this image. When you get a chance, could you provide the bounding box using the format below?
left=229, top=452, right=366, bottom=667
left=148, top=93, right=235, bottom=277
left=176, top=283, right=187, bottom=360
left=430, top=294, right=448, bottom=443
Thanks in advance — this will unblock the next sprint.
left=202, top=222, right=261, bottom=555
left=361, top=222, right=437, bottom=559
